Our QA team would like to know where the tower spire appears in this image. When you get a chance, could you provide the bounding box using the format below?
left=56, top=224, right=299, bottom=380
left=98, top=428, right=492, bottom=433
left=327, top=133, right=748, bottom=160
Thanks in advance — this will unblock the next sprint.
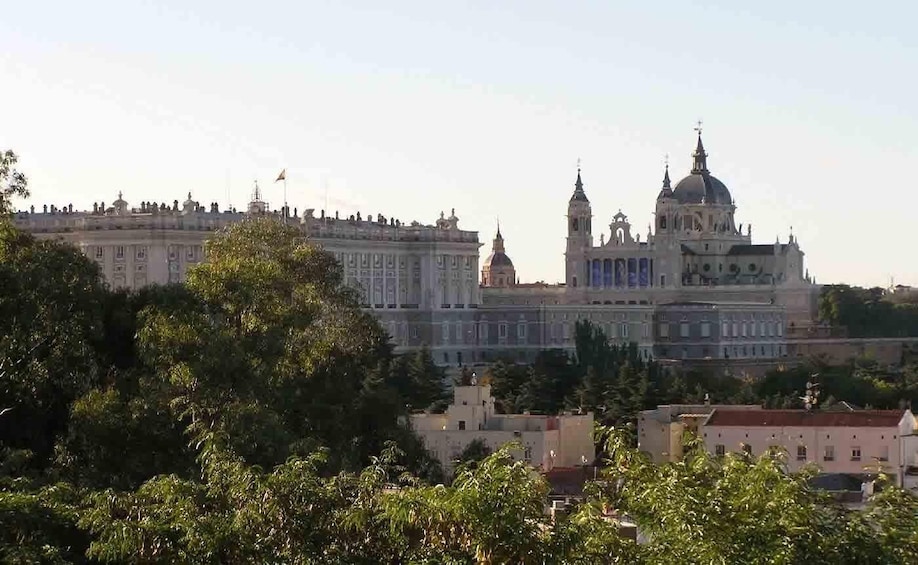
left=492, top=221, right=505, bottom=253
left=569, top=160, right=589, bottom=203
left=691, top=121, right=709, bottom=173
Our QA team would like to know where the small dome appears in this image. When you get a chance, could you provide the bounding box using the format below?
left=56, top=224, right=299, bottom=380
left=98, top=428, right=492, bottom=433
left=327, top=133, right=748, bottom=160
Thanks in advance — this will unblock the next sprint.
left=484, top=252, right=514, bottom=268
left=672, top=173, right=732, bottom=205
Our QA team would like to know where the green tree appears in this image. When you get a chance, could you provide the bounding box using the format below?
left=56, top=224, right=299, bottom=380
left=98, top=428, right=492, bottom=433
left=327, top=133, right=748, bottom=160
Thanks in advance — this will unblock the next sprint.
left=0, top=150, right=28, bottom=216
left=136, top=217, right=404, bottom=471
left=0, top=224, right=108, bottom=470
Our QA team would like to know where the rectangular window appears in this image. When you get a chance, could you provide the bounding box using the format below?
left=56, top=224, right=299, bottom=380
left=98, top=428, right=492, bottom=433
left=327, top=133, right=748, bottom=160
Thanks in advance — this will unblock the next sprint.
left=517, top=322, right=527, bottom=340
left=480, top=323, right=488, bottom=341
left=187, top=246, right=196, bottom=260
left=136, top=246, right=146, bottom=260
left=824, top=445, right=835, bottom=461
left=620, top=323, right=629, bottom=339
left=879, top=445, right=889, bottom=462
left=524, top=446, right=533, bottom=461
left=498, top=323, right=508, bottom=338
left=701, top=322, right=711, bottom=338
left=458, top=420, right=466, bottom=431
left=115, top=246, right=124, bottom=259
left=722, top=321, right=730, bottom=337
left=95, top=246, right=104, bottom=259
left=741, top=322, right=747, bottom=337
left=442, top=323, right=450, bottom=344
left=659, top=323, right=669, bottom=338
left=777, top=323, right=784, bottom=337
left=742, top=444, right=753, bottom=456
left=750, top=321, right=757, bottom=337
left=680, top=322, right=690, bottom=338
left=797, top=445, right=807, bottom=461
left=851, top=446, right=861, bottom=461
left=715, top=444, right=725, bottom=457
left=562, top=323, right=570, bottom=340
left=733, top=322, right=739, bottom=337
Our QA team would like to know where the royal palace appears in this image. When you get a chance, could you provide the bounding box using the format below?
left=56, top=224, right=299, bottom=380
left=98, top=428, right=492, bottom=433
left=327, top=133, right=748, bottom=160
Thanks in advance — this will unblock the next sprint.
left=15, top=133, right=819, bottom=369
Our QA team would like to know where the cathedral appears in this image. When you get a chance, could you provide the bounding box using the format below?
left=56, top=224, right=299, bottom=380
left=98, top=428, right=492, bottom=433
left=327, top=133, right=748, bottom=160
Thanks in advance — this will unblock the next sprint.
left=481, top=131, right=818, bottom=331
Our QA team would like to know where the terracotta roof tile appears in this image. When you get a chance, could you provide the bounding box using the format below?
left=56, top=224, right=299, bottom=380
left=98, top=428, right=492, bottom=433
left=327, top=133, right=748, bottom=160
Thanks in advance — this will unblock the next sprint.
left=705, top=409, right=907, bottom=428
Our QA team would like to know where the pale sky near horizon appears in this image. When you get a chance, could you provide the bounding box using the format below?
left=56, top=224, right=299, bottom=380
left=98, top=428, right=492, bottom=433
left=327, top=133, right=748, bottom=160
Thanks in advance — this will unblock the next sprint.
left=3, top=1, right=916, bottom=288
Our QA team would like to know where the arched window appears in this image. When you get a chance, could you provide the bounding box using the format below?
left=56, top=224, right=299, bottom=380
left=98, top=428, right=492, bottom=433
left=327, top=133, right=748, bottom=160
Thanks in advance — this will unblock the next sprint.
left=660, top=216, right=667, bottom=229
left=571, top=218, right=578, bottom=231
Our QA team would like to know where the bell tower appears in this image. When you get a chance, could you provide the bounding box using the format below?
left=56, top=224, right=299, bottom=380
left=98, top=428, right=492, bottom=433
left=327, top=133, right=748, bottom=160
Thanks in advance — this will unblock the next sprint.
left=565, top=166, right=592, bottom=288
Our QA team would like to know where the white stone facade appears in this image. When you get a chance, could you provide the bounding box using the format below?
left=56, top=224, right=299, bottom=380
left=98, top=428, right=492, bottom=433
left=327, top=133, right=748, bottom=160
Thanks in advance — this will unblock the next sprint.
left=410, top=385, right=595, bottom=475
left=701, top=408, right=916, bottom=486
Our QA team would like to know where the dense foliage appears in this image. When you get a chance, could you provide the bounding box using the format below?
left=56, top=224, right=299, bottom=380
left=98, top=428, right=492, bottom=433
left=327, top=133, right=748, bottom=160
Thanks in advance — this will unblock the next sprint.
left=820, top=284, right=918, bottom=337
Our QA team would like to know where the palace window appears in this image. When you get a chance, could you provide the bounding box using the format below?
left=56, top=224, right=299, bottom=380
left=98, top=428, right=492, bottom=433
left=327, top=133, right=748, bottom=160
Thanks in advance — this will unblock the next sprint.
left=115, top=246, right=124, bottom=260
left=824, top=445, right=835, bottom=462
left=659, top=323, right=669, bottom=338
left=517, top=322, right=527, bottom=340
left=701, top=322, right=711, bottom=338
left=95, top=246, right=103, bottom=259
left=797, top=445, right=807, bottom=461
left=498, top=323, right=508, bottom=339
left=715, top=444, right=725, bottom=457
left=680, top=322, right=690, bottom=338
left=851, top=446, right=861, bottom=461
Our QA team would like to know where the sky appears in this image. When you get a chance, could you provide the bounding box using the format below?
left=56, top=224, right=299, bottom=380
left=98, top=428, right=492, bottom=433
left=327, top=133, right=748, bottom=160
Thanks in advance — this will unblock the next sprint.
left=2, top=1, right=916, bottom=288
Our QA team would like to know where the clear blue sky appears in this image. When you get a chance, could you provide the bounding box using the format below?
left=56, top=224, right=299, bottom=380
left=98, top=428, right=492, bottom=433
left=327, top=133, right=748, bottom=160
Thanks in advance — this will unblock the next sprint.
left=3, top=1, right=916, bottom=288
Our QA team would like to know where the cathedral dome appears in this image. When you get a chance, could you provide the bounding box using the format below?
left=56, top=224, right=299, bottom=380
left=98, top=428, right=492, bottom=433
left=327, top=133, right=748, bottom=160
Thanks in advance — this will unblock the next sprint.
left=671, top=132, right=733, bottom=205
left=484, top=251, right=514, bottom=268
left=672, top=173, right=732, bottom=205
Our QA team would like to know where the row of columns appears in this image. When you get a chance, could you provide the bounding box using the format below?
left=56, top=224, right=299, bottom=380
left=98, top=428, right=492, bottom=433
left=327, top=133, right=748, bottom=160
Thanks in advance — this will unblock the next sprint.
left=585, top=258, right=654, bottom=288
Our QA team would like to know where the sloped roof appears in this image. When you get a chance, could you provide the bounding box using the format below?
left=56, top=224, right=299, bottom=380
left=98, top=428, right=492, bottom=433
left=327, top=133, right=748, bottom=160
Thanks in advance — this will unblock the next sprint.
left=727, top=244, right=787, bottom=256
left=705, top=409, right=907, bottom=428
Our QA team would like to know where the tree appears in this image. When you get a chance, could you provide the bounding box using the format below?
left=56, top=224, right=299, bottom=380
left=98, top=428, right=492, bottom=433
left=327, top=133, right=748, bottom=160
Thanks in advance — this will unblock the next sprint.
left=136, top=217, right=404, bottom=471
left=0, top=150, right=28, bottom=216
left=595, top=427, right=918, bottom=564
left=0, top=223, right=108, bottom=470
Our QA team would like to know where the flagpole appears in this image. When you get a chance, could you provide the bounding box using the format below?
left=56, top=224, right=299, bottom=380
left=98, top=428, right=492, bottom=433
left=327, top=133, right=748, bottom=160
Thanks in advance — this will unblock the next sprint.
left=283, top=175, right=288, bottom=224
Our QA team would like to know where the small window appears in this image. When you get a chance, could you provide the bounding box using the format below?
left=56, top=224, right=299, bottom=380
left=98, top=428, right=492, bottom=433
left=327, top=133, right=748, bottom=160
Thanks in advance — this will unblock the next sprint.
left=715, top=444, right=725, bottom=457
left=824, top=445, right=835, bottom=461
left=458, top=420, right=466, bottom=431
left=115, top=246, right=124, bottom=259
left=701, top=322, right=711, bottom=338
left=742, top=444, right=753, bottom=456
left=517, top=323, right=527, bottom=340
left=498, top=323, right=508, bottom=338
left=659, top=323, right=669, bottom=338
left=851, top=446, right=861, bottom=461
left=879, top=446, right=889, bottom=462
left=95, top=246, right=104, bottom=259
left=680, top=322, right=690, bottom=338
left=136, top=246, right=146, bottom=260
left=796, top=445, right=807, bottom=461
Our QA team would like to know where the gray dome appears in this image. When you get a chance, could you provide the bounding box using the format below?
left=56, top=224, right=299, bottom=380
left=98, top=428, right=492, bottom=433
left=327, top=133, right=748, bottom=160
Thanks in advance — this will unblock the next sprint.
left=484, top=252, right=514, bottom=268
left=672, top=172, right=732, bottom=205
